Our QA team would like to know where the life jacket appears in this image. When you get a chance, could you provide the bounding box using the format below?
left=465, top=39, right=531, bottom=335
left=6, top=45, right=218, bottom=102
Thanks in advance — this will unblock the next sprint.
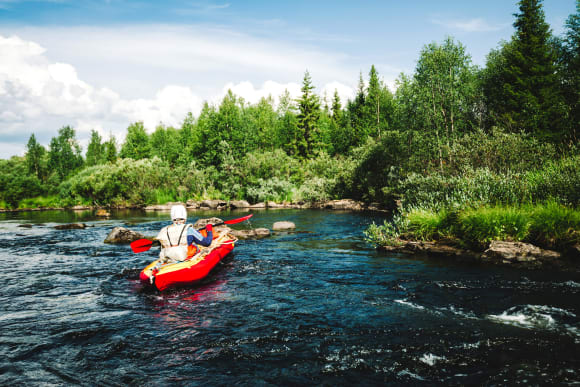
left=157, top=223, right=191, bottom=261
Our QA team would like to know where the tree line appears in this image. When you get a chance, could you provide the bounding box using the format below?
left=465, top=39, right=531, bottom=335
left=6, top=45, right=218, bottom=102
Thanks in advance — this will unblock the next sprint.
left=1, top=0, right=578, bottom=209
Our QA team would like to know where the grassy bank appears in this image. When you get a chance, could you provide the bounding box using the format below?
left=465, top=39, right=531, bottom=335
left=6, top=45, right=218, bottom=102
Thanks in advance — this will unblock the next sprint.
left=365, top=202, right=580, bottom=253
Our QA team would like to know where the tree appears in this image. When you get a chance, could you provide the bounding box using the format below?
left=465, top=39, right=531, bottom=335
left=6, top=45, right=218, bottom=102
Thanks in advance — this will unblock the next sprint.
left=48, top=126, right=84, bottom=181
left=85, top=130, right=104, bottom=167
left=25, top=133, right=46, bottom=180
left=365, top=65, right=396, bottom=139
left=275, top=89, right=300, bottom=156
left=295, top=70, right=321, bottom=158
left=150, top=125, right=181, bottom=166
left=347, top=72, right=367, bottom=142
left=486, top=0, right=564, bottom=139
left=561, top=0, right=580, bottom=142
left=413, top=37, right=479, bottom=170
left=103, top=134, right=118, bottom=163
left=120, top=122, right=151, bottom=160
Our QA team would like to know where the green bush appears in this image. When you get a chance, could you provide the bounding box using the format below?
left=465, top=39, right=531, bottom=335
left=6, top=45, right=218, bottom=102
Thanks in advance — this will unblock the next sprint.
left=246, top=177, right=296, bottom=203
left=449, top=128, right=557, bottom=174
left=528, top=202, right=580, bottom=249
left=458, top=206, right=532, bottom=249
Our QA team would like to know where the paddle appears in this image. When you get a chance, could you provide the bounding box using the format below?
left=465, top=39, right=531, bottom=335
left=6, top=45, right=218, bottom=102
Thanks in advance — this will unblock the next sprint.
left=130, top=214, right=253, bottom=253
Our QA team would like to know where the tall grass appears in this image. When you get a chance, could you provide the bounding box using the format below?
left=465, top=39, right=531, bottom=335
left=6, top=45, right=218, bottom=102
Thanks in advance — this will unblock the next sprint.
left=366, top=202, right=580, bottom=252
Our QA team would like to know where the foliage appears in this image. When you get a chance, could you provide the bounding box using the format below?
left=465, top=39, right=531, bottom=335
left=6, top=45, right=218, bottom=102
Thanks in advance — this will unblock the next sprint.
left=483, top=0, right=565, bottom=139
left=120, top=122, right=151, bottom=160
left=48, top=126, right=84, bottom=182
left=85, top=130, right=104, bottom=167
left=366, top=203, right=580, bottom=252
left=296, top=71, right=322, bottom=158
left=26, top=134, right=47, bottom=180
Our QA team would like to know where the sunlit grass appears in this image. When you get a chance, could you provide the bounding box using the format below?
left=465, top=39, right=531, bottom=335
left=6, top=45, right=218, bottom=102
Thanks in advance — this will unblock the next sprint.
left=366, top=202, right=580, bottom=252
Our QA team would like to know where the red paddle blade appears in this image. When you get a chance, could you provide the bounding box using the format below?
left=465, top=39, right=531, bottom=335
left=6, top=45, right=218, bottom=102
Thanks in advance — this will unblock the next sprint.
left=130, top=238, right=154, bottom=253
left=224, top=214, right=253, bottom=225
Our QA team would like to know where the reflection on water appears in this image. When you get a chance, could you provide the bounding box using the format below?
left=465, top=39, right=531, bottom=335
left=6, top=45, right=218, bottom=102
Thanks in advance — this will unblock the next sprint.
left=0, top=209, right=579, bottom=385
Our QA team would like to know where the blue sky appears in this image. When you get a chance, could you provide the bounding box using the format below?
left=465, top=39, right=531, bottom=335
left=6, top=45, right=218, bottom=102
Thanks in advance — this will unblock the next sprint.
left=0, top=0, right=576, bottom=158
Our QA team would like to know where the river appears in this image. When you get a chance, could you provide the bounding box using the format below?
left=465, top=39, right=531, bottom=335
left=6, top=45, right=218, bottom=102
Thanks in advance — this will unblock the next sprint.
left=1, top=209, right=579, bottom=385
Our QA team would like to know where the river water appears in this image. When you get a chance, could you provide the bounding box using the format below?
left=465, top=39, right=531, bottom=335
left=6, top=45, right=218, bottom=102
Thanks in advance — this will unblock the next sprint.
left=1, top=209, right=579, bottom=385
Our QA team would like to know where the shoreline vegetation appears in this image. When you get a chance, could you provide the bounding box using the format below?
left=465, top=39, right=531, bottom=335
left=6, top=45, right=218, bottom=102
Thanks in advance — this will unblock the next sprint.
left=1, top=1, right=579, bottom=269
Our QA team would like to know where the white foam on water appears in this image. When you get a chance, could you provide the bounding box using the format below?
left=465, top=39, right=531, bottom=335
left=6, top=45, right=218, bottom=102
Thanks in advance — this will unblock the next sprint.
left=397, top=369, right=425, bottom=380
left=394, top=299, right=425, bottom=310
left=437, top=305, right=479, bottom=320
left=419, top=353, right=446, bottom=366
left=562, top=280, right=580, bottom=288
left=487, top=305, right=576, bottom=330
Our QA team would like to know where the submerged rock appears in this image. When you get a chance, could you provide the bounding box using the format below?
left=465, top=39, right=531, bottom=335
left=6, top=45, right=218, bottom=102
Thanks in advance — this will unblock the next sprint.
left=273, top=221, right=296, bottom=231
left=231, top=228, right=271, bottom=239
left=55, top=223, right=89, bottom=230
left=104, top=227, right=146, bottom=244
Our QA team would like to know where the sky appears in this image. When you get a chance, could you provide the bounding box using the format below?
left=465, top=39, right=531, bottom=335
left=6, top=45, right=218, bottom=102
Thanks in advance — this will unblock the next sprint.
left=0, top=0, right=576, bottom=159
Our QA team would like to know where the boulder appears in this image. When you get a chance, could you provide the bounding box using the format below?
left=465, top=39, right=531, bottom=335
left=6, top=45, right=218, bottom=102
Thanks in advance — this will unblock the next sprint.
left=273, top=221, right=296, bottom=231
left=231, top=228, right=271, bottom=239
left=193, top=217, right=223, bottom=228
left=186, top=200, right=200, bottom=209
left=70, top=205, right=90, bottom=211
left=267, top=201, right=285, bottom=209
left=321, top=199, right=364, bottom=211
left=229, top=200, right=251, bottom=209
left=145, top=202, right=184, bottom=211
left=55, top=223, right=88, bottom=230
left=104, top=227, right=146, bottom=244
left=96, top=209, right=110, bottom=217
left=482, top=241, right=561, bottom=265
left=250, top=202, right=266, bottom=209
left=200, top=200, right=227, bottom=210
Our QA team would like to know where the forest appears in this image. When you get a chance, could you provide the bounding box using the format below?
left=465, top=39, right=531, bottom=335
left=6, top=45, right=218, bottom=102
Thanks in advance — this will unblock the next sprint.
left=1, top=0, right=579, bottom=249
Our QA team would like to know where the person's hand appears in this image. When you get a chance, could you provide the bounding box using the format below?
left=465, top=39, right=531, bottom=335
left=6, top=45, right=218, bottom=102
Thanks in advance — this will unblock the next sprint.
left=205, top=224, right=213, bottom=232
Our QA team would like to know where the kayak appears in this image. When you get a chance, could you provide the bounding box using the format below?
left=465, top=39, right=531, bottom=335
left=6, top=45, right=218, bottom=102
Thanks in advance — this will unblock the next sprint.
left=139, top=232, right=236, bottom=291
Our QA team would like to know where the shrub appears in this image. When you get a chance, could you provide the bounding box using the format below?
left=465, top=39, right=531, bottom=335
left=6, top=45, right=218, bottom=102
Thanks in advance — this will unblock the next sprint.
left=246, top=177, right=295, bottom=203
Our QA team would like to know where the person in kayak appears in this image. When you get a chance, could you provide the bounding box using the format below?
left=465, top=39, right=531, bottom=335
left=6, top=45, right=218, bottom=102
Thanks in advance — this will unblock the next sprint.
left=156, top=204, right=213, bottom=263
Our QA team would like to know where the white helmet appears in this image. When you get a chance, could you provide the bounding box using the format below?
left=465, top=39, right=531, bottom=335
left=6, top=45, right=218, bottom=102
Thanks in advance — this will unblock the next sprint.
left=170, top=205, right=187, bottom=221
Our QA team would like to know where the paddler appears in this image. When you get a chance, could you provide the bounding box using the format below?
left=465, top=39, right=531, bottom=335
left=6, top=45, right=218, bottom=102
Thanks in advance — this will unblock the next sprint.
left=155, top=204, right=213, bottom=263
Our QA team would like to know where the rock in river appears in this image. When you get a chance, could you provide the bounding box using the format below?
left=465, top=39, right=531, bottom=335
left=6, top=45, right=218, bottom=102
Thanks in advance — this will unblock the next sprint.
left=55, top=223, right=88, bottom=230
left=231, top=228, right=271, bottom=239
left=104, top=227, right=146, bottom=244
left=273, top=221, right=296, bottom=231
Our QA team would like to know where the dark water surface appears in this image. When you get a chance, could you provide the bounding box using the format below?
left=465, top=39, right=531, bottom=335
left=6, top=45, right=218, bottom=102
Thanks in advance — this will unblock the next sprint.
left=1, top=209, right=579, bottom=385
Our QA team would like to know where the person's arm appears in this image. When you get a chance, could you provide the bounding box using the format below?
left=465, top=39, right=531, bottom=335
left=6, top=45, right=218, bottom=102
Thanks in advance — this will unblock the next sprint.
left=187, top=225, right=213, bottom=246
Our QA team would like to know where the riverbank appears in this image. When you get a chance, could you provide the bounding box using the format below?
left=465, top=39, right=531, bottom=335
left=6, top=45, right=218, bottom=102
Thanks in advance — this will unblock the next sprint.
left=378, top=238, right=580, bottom=271
left=365, top=202, right=580, bottom=271
left=0, top=198, right=388, bottom=213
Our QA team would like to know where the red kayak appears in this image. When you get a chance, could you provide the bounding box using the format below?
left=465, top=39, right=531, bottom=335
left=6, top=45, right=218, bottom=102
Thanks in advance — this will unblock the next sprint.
left=139, top=235, right=235, bottom=291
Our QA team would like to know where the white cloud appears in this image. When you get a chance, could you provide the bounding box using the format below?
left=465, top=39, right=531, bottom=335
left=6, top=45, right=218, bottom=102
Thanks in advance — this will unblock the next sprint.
left=432, top=18, right=507, bottom=33
left=0, top=31, right=358, bottom=158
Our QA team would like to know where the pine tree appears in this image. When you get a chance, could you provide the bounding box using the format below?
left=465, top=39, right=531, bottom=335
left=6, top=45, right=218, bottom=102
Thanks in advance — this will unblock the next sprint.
left=562, top=0, right=580, bottom=141
left=348, top=72, right=367, bottom=141
left=296, top=70, right=321, bottom=158
left=499, top=0, right=564, bottom=138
